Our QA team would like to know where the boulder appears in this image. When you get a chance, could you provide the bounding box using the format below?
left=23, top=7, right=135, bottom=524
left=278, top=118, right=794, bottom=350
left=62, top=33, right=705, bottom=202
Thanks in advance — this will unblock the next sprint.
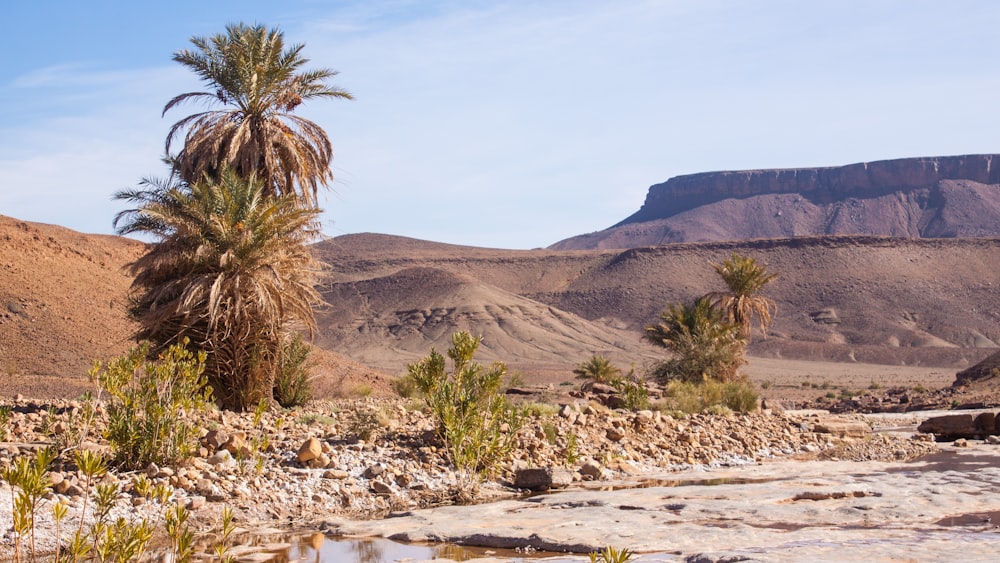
left=917, top=413, right=977, bottom=441
left=298, top=437, right=323, bottom=464
left=812, top=418, right=870, bottom=438
left=918, top=411, right=1000, bottom=441
left=514, top=467, right=574, bottom=491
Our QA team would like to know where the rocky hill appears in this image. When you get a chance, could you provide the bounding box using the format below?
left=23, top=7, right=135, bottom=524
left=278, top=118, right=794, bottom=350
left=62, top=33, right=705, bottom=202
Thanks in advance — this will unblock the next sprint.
left=552, top=154, right=1000, bottom=249
left=316, top=233, right=1000, bottom=375
left=0, top=215, right=393, bottom=399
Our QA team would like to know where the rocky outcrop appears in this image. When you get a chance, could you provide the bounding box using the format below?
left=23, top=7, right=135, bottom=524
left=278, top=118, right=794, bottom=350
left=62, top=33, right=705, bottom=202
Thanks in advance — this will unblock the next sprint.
left=552, top=154, right=1000, bottom=249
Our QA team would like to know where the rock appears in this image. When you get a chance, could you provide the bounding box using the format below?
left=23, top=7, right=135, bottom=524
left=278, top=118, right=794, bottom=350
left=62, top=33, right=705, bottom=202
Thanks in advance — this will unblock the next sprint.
left=918, top=414, right=977, bottom=441
left=206, top=450, right=234, bottom=466
left=514, top=467, right=574, bottom=491
left=222, top=432, right=249, bottom=457
left=371, top=480, right=394, bottom=495
left=955, top=438, right=969, bottom=448
left=606, top=427, right=626, bottom=442
left=363, top=465, right=385, bottom=479
left=203, top=429, right=229, bottom=450
left=298, top=437, right=323, bottom=464
left=186, top=496, right=206, bottom=510
left=813, top=418, right=870, bottom=438
left=987, top=435, right=1000, bottom=445
left=579, top=459, right=603, bottom=480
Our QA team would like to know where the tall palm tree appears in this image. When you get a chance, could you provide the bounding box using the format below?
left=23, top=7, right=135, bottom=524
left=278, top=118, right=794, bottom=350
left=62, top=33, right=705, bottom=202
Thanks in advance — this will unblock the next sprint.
left=164, top=23, right=352, bottom=206
left=707, top=252, right=778, bottom=341
left=645, top=297, right=746, bottom=383
left=114, top=170, right=324, bottom=410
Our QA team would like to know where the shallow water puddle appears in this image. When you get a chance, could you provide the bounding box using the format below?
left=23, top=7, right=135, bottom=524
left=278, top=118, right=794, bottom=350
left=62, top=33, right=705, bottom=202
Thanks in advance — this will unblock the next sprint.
left=219, top=533, right=577, bottom=562
left=220, top=533, right=678, bottom=562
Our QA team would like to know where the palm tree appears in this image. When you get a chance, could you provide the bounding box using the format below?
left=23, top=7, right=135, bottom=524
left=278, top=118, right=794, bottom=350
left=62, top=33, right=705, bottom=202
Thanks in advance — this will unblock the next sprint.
left=645, top=297, right=746, bottom=383
left=114, top=169, right=324, bottom=410
left=707, top=252, right=778, bottom=341
left=573, top=355, right=622, bottom=383
left=164, top=23, right=352, bottom=206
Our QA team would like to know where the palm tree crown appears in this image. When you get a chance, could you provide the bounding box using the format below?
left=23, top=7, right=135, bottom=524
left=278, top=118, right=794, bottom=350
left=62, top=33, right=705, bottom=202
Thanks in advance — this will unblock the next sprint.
left=114, top=169, right=324, bottom=410
left=164, top=23, right=352, bottom=206
left=645, top=297, right=746, bottom=383
left=707, top=252, right=778, bottom=341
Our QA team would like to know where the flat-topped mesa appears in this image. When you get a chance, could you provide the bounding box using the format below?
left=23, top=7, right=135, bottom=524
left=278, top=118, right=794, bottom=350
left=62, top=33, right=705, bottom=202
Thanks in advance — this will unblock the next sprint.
left=617, top=154, right=1000, bottom=226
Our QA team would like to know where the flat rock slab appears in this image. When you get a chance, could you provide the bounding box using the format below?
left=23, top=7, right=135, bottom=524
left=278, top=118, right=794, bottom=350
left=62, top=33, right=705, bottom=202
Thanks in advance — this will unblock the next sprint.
left=325, top=446, right=1000, bottom=562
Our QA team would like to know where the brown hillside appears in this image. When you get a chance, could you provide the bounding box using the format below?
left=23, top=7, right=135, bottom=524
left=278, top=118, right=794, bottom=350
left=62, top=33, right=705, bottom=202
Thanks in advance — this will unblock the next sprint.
left=317, top=234, right=1000, bottom=373
left=314, top=266, right=650, bottom=375
left=0, top=215, right=390, bottom=399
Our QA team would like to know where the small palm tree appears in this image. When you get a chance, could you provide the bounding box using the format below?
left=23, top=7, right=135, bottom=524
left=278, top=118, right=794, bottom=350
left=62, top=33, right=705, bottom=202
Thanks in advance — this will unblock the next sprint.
left=573, top=355, right=622, bottom=383
left=707, top=252, right=777, bottom=341
left=114, top=169, right=324, bottom=410
left=164, top=23, right=352, bottom=206
left=645, top=297, right=746, bottom=383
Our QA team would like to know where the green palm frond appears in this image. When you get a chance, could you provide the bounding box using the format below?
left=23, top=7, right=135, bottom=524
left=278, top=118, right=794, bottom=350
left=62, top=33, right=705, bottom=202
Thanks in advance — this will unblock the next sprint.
left=115, top=169, right=325, bottom=410
left=707, top=252, right=777, bottom=340
left=164, top=23, right=352, bottom=206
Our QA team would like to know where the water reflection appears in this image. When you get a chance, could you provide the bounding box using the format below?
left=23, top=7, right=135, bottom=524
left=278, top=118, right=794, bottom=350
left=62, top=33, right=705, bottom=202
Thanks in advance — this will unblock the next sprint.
left=219, top=531, right=583, bottom=562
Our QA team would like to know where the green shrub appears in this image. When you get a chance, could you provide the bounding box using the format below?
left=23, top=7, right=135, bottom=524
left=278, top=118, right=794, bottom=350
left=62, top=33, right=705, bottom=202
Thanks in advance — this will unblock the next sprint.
left=661, top=380, right=758, bottom=415
left=645, top=297, right=746, bottom=384
left=273, top=333, right=315, bottom=408
left=610, top=369, right=650, bottom=411
left=523, top=402, right=561, bottom=417
left=574, top=355, right=622, bottom=383
left=589, top=545, right=635, bottom=563
left=721, top=381, right=759, bottom=412
left=392, top=375, right=420, bottom=398
left=93, top=340, right=213, bottom=470
left=407, top=331, right=524, bottom=479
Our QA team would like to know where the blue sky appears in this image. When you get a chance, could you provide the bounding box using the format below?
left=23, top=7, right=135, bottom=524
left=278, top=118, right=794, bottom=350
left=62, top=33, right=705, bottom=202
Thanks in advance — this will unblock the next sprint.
left=3, top=1, right=1000, bottom=249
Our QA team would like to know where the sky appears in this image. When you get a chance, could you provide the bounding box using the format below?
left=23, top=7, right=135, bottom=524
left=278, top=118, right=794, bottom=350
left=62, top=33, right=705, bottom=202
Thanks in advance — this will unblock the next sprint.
left=3, top=1, right=1000, bottom=249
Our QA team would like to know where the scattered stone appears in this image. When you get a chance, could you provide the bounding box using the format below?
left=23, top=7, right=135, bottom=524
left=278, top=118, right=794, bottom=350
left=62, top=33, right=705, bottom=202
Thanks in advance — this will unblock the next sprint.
left=579, top=460, right=603, bottom=480
left=298, top=437, right=323, bottom=464
left=371, top=480, right=394, bottom=495
left=203, top=429, right=229, bottom=450
left=186, top=496, right=206, bottom=510
left=514, top=467, right=574, bottom=491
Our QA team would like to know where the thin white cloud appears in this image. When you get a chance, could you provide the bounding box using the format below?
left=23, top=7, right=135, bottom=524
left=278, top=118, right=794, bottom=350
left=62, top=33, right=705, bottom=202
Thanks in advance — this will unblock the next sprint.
left=2, top=0, right=1000, bottom=247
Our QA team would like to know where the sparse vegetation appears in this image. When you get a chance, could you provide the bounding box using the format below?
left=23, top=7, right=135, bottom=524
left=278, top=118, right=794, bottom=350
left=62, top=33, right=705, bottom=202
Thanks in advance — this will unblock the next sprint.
left=660, top=380, right=759, bottom=415
left=114, top=171, right=325, bottom=411
left=610, top=369, right=650, bottom=411
left=645, top=297, right=746, bottom=384
left=273, top=333, right=316, bottom=408
left=706, top=252, right=778, bottom=341
left=574, top=354, right=622, bottom=383
left=94, top=340, right=213, bottom=470
left=589, top=545, right=635, bottom=563
left=407, top=331, right=524, bottom=479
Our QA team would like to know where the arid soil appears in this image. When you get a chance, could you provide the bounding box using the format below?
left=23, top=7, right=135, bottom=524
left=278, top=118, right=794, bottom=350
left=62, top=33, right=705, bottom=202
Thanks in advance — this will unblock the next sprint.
left=2, top=214, right=999, bottom=405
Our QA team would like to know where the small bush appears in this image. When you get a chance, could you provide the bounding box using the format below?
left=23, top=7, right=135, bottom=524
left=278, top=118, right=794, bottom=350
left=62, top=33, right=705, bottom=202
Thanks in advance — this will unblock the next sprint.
left=273, top=333, right=315, bottom=408
left=610, top=369, right=649, bottom=411
left=407, top=331, right=524, bottom=479
left=347, top=407, right=388, bottom=442
left=93, top=340, right=213, bottom=470
left=523, top=402, right=560, bottom=417
left=661, top=380, right=758, bottom=415
left=573, top=355, right=622, bottom=383
left=392, top=375, right=419, bottom=398
left=645, top=297, right=746, bottom=384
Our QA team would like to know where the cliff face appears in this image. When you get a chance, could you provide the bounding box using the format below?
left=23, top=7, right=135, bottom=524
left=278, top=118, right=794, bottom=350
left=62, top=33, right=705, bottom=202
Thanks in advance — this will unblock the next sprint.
left=552, top=155, right=1000, bottom=250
